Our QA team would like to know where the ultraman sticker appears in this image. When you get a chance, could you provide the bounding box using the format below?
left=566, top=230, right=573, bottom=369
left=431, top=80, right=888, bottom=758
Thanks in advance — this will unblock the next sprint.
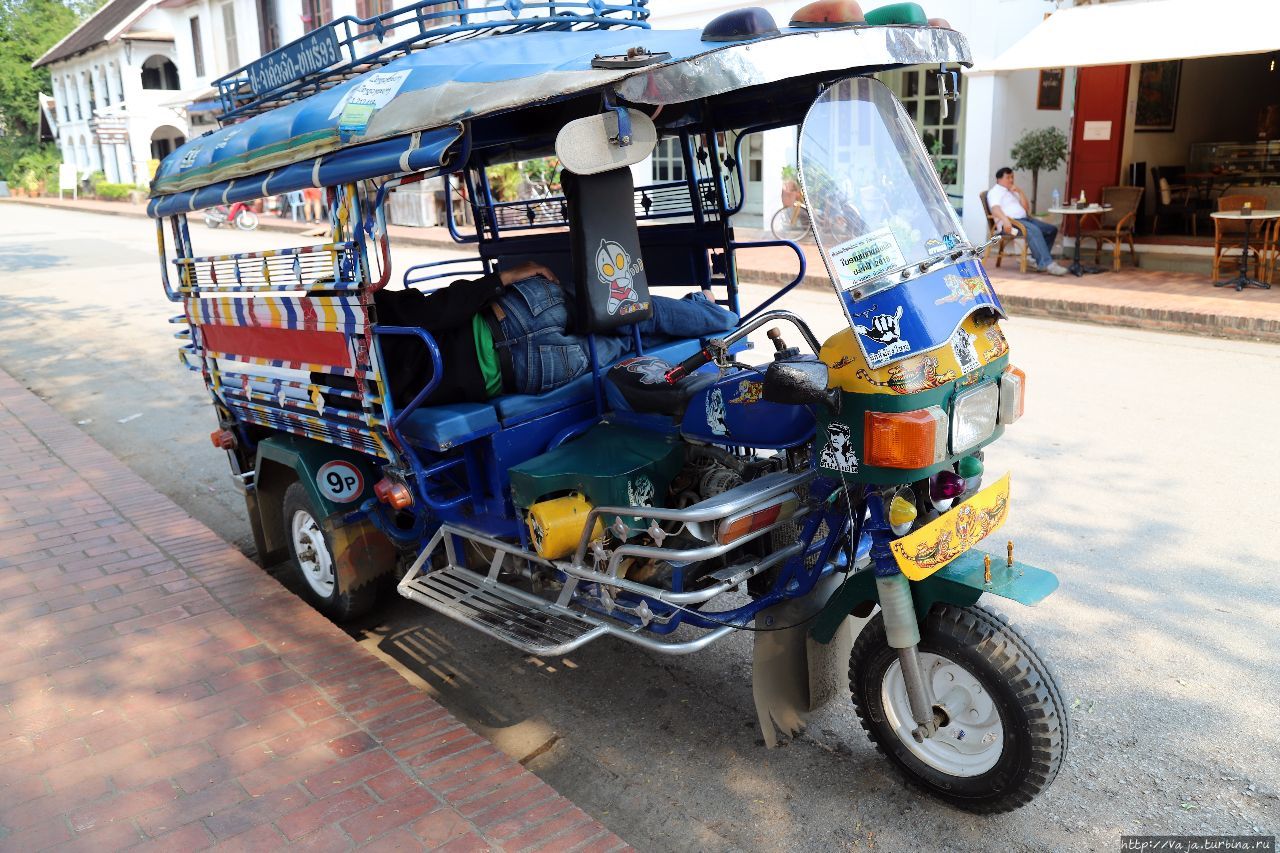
left=596, top=239, right=647, bottom=316
left=819, top=424, right=859, bottom=473
left=628, top=475, right=655, bottom=507
left=705, top=388, right=727, bottom=436
left=854, top=305, right=910, bottom=368
left=950, top=327, right=981, bottom=374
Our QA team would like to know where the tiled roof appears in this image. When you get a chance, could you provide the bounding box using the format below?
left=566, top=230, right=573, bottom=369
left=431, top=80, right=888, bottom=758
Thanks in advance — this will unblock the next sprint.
left=33, top=0, right=151, bottom=69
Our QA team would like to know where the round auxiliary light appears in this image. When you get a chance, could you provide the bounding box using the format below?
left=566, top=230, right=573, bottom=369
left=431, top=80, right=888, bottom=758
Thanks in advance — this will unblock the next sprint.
left=888, top=487, right=918, bottom=536
left=701, top=7, right=780, bottom=42
left=927, top=17, right=952, bottom=28
left=929, top=470, right=967, bottom=511
left=789, top=0, right=865, bottom=28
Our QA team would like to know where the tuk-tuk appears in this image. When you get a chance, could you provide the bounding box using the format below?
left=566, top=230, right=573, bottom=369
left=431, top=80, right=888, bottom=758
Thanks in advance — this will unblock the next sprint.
left=150, top=0, right=1068, bottom=813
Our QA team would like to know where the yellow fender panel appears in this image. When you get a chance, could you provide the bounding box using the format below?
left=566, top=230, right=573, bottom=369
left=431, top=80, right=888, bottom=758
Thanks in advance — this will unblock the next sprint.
left=821, top=314, right=1009, bottom=395
left=890, top=474, right=1011, bottom=581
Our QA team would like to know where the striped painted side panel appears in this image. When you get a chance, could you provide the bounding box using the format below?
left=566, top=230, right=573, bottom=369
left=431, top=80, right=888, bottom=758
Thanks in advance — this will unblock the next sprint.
left=189, top=295, right=366, bottom=333
left=228, top=403, right=387, bottom=459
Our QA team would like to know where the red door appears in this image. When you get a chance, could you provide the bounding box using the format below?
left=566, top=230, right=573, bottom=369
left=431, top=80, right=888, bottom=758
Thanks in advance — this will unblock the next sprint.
left=1068, top=64, right=1129, bottom=203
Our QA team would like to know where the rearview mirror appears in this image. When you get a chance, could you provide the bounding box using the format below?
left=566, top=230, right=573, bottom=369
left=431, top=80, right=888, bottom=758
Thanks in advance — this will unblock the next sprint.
left=763, top=360, right=838, bottom=411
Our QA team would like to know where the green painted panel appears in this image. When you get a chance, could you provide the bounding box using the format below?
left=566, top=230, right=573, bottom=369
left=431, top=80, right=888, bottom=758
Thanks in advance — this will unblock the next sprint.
left=257, top=434, right=381, bottom=519
left=508, top=424, right=684, bottom=516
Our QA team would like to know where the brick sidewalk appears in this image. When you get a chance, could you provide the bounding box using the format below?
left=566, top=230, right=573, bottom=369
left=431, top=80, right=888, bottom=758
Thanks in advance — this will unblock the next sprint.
left=0, top=368, right=626, bottom=852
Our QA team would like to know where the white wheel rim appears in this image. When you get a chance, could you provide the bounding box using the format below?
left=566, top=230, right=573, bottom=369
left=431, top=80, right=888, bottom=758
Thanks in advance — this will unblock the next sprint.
left=291, top=509, right=335, bottom=598
left=881, top=651, right=1004, bottom=777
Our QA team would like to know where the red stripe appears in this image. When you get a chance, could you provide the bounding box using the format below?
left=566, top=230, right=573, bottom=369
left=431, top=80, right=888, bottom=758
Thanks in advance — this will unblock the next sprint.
left=300, top=299, right=319, bottom=331
left=202, top=325, right=351, bottom=368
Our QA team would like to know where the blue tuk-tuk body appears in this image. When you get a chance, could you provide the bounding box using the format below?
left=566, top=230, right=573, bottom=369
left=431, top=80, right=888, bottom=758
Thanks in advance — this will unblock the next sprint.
left=149, top=1, right=1068, bottom=813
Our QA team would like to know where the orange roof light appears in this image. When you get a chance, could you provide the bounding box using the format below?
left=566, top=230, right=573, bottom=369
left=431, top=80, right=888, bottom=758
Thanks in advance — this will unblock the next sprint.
left=863, top=408, right=948, bottom=469
left=789, top=0, right=866, bottom=28
left=928, top=17, right=952, bottom=28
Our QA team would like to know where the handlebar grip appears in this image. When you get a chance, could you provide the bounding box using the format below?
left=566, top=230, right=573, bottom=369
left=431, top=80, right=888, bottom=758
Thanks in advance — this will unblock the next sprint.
left=665, top=347, right=711, bottom=383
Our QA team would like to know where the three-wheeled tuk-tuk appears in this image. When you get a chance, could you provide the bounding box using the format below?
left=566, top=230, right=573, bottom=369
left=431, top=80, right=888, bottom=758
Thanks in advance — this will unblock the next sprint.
left=150, top=0, right=1068, bottom=812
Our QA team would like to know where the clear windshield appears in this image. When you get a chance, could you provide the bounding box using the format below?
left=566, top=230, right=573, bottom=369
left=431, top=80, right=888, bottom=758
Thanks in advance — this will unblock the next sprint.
left=799, top=76, right=968, bottom=299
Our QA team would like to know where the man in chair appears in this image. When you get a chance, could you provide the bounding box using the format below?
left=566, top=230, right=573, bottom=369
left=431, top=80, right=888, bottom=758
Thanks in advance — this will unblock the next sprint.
left=376, top=261, right=737, bottom=407
left=988, top=167, right=1067, bottom=276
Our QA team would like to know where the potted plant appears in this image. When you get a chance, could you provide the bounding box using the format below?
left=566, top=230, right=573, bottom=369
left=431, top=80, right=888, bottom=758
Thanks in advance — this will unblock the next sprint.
left=1009, top=127, right=1068, bottom=214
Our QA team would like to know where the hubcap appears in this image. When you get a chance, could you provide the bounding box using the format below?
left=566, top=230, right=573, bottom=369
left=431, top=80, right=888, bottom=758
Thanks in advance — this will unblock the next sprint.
left=291, top=509, right=335, bottom=598
left=881, top=651, right=1003, bottom=777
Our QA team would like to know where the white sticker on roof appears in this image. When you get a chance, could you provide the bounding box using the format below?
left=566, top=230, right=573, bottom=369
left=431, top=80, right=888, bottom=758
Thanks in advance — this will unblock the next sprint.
left=330, top=70, right=412, bottom=135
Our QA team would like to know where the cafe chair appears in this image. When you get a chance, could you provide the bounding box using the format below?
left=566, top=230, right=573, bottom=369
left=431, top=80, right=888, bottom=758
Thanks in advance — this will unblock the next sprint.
left=1263, top=215, right=1279, bottom=285
left=1150, top=166, right=1199, bottom=236
left=979, top=190, right=1029, bottom=273
left=1080, top=186, right=1144, bottom=272
left=1212, top=194, right=1268, bottom=282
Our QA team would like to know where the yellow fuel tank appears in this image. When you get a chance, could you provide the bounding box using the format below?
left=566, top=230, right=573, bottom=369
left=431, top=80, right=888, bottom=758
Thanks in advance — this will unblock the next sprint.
left=527, top=492, right=606, bottom=560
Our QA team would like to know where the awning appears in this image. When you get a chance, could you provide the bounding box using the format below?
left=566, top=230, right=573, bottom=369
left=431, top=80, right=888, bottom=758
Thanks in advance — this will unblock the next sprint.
left=974, top=0, right=1280, bottom=73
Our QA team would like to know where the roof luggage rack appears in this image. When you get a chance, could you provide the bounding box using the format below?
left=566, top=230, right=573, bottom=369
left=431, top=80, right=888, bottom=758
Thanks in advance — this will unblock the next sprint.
left=213, top=0, right=649, bottom=124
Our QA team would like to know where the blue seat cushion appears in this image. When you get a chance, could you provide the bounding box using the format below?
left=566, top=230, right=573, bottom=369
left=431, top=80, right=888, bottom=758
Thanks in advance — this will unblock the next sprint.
left=399, top=402, right=499, bottom=452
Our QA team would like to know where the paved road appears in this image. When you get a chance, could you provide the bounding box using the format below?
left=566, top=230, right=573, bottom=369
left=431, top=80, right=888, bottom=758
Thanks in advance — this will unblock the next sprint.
left=2, top=203, right=1277, bottom=851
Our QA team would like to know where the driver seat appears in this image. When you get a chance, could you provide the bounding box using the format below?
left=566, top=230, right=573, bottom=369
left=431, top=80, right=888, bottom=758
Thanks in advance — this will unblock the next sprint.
left=606, top=355, right=715, bottom=416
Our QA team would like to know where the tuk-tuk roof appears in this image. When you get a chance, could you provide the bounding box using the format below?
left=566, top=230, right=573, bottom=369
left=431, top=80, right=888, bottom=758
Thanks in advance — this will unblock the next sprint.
left=148, top=22, right=970, bottom=218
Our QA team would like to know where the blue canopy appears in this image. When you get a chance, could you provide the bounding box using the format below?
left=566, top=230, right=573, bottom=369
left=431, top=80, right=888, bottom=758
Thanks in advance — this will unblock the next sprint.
left=149, top=23, right=970, bottom=217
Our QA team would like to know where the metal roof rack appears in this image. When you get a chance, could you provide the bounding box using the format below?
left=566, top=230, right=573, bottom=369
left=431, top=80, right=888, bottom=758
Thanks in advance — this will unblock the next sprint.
left=213, top=0, right=649, bottom=124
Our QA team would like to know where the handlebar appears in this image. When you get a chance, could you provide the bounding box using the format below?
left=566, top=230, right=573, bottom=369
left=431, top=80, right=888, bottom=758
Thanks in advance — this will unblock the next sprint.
left=664, top=344, right=717, bottom=383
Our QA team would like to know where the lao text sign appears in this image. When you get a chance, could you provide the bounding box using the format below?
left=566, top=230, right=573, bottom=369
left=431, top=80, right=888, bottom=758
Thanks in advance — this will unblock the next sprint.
left=245, top=26, right=342, bottom=96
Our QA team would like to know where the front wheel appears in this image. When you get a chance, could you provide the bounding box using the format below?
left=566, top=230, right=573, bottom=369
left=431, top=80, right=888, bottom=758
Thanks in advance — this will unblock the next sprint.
left=282, top=482, right=377, bottom=621
left=849, top=603, right=1068, bottom=813
left=234, top=209, right=259, bottom=230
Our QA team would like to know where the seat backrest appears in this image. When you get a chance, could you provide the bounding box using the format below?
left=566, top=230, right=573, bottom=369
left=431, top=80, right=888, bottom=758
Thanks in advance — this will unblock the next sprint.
left=1099, top=186, right=1143, bottom=227
left=562, top=168, right=653, bottom=333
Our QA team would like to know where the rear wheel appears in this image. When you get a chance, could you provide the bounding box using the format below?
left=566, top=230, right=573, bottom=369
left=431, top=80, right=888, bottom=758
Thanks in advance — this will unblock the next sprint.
left=770, top=205, right=812, bottom=242
left=849, top=603, right=1068, bottom=813
left=283, top=482, right=377, bottom=621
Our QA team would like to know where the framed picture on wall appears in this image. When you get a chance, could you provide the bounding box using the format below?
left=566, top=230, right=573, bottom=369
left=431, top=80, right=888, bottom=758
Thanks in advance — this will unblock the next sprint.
left=1037, top=69, right=1064, bottom=110
left=1135, top=60, right=1181, bottom=132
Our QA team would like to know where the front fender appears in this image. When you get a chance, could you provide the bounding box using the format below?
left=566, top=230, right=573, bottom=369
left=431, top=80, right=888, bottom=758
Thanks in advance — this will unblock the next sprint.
left=809, top=548, right=1059, bottom=644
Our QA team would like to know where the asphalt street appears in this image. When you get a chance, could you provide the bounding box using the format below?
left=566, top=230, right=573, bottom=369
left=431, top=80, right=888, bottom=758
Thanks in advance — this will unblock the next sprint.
left=1, top=203, right=1277, bottom=851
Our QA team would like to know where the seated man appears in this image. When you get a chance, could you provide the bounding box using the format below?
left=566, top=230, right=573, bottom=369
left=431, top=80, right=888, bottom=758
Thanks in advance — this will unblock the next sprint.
left=988, top=167, right=1067, bottom=276
left=375, top=261, right=737, bottom=407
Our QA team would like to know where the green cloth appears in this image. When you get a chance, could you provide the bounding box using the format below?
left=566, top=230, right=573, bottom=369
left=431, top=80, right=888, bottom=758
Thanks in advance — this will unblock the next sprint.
left=471, top=313, right=504, bottom=398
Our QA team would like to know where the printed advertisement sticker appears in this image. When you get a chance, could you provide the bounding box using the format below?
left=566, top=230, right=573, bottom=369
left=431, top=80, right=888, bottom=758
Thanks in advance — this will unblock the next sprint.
left=331, top=70, right=412, bottom=134
left=827, top=227, right=906, bottom=290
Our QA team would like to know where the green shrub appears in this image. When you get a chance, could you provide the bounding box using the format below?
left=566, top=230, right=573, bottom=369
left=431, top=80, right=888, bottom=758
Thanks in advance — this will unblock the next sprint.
left=92, top=180, right=133, bottom=200
left=11, top=146, right=61, bottom=193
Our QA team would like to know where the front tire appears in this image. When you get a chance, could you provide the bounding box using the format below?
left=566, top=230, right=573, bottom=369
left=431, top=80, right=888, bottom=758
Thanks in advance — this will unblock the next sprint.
left=770, top=206, right=812, bottom=242
left=282, top=482, right=377, bottom=621
left=849, top=603, right=1068, bottom=813
left=234, top=209, right=259, bottom=230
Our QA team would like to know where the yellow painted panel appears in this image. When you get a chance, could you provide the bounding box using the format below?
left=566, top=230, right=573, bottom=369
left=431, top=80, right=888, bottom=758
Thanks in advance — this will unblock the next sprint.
left=890, top=473, right=1011, bottom=581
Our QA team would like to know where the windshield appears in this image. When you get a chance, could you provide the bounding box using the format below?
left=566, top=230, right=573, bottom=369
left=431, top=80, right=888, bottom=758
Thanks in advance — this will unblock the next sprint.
left=799, top=76, right=967, bottom=300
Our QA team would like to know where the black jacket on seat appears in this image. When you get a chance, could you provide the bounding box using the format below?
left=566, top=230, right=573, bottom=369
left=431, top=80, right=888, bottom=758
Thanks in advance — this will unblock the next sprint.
left=374, top=273, right=505, bottom=407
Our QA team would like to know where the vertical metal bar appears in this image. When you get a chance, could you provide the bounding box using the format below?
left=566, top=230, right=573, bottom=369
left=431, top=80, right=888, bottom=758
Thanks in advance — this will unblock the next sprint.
left=586, top=334, right=604, bottom=416
left=680, top=131, right=704, bottom=226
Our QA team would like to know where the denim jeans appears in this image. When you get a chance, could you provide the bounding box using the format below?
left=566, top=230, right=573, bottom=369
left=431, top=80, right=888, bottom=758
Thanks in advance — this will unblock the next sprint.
left=1016, top=217, right=1059, bottom=268
left=492, top=275, right=739, bottom=396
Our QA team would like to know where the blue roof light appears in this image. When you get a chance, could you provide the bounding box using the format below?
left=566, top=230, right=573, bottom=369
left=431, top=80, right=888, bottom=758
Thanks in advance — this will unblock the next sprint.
left=701, top=7, right=779, bottom=43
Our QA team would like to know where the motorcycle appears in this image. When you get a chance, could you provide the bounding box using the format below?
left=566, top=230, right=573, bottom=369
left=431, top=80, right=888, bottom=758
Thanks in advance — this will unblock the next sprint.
left=203, top=201, right=259, bottom=230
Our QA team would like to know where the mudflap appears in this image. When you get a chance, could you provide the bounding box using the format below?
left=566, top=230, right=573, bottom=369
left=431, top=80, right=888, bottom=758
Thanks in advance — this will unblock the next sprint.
left=808, top=548, right=1060, bottom=645
left=753, top=571, right=867, bottom=748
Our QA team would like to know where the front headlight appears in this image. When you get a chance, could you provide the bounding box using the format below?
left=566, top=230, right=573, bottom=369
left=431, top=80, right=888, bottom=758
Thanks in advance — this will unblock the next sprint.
left=951, top=382, right=999, bottom=453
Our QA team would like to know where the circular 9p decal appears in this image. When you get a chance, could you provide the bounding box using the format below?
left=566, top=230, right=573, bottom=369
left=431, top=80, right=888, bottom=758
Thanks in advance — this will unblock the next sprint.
left=316, top=460, right=364, bottom=503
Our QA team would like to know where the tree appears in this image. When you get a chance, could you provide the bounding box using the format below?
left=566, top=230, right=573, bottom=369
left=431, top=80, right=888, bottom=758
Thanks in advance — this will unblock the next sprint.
left=1009, top=126, right=1068, bottom=214
left=0, top=0, right=97, bottom=179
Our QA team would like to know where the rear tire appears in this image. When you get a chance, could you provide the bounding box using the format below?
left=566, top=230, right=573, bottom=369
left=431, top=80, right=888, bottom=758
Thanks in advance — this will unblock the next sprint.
left=770, top=206, right=812, bottom=242
left=282, top=482, right=377, bottom=621
left=849, top=603, right=1068, bottom=813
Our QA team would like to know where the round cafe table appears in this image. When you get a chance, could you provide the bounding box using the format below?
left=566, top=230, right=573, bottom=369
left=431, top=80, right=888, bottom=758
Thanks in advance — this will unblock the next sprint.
left=1048, top=205, right=1110, bottom=277
left=1209, top=210, right=1279, bottom=291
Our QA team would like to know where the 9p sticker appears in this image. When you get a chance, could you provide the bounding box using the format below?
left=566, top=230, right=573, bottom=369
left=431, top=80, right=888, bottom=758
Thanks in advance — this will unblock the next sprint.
left=317, top=460, right=364, bottom=503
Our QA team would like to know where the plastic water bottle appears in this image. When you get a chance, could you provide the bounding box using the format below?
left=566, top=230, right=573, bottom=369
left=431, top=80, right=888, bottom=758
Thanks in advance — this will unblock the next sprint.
left=1051, top=189, right=1060, bottom=210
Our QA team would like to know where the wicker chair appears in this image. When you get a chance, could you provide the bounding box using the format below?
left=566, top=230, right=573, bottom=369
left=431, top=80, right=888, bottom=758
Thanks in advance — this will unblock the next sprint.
left=1079, top=186, right=1144, bottom=271
left=1212, top=194, right=1269, bottom=282
left=1150, top=165, right=1200, bottom=236
left=978, top=190, right=1030, bottom=273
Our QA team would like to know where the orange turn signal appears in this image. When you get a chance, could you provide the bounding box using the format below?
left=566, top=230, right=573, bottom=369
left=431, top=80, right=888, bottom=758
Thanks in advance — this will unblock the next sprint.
left=210, top=429, right=237, bottom=450
left=716, top=495, right=799, bottom=546
left=373, top=478, right=413, bottom=510
left=863, top=407, right=948, bottom=469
